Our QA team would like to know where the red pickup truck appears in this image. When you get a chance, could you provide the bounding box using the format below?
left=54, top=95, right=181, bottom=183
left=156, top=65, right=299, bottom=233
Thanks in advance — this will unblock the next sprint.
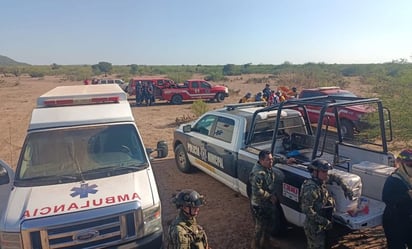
left=129, top=78, right=229, bottom=104
left=298, top=87, right=372, bottom=138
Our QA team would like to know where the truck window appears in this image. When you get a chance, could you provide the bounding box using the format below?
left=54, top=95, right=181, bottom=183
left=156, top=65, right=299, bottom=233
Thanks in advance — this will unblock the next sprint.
left=200, top=81, right=211, bottom=89
left=193, top=115, right=217, bottom=136
left=16, top=124, right=147, bottom=186
left=192, top=81, right=199, bottom=88
left=250, top=120, right=275, bottom=144
left=211, top=116, right=235, bottom=143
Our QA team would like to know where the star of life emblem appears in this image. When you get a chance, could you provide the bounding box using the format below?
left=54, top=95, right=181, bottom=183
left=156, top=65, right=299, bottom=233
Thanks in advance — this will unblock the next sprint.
left=70, top=183, right=98, bottom=198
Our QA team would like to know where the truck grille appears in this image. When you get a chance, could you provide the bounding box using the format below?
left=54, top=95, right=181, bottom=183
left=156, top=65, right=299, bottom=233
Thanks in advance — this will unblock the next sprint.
left=21, top=209, right=143, bottom=249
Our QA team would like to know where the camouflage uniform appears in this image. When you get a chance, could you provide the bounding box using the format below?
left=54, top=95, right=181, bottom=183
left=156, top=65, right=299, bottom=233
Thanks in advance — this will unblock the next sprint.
left=249, top=161, right=277, bottom=249
left=300, top=177, right=335, bottom=249
left=168, top=210, right=208, bottom=249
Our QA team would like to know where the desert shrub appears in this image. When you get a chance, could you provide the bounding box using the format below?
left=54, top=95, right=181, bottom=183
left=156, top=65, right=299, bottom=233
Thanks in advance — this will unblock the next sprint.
left=167, top=72, right=193, bottom=83
left=191, top=100, right=209, bottom=117
left=245, top=77, right=268, bottom=84
left=29, top=71, right=45, bottom=78
left=205, top=72, right=225, bottom=81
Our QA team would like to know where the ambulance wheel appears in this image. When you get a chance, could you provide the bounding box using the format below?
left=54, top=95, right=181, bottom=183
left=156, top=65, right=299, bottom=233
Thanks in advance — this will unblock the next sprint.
left=174, top=144, right=193, bottom=173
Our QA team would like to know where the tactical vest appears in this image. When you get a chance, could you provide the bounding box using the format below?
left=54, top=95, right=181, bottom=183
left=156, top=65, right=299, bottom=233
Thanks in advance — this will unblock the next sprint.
left=169, top=220, right=208, bottom=249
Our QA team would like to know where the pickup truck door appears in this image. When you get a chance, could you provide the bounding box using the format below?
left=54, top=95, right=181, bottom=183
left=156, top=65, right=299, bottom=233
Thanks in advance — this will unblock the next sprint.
left=199, top=81, right=214, bottom=99
left=188, top=81, right=199, bottom=95
left=274, top=164, right=309, bottom=213
left=187, top=115, right=238, bottom=190
left=0, top=160, right=14, bottom=215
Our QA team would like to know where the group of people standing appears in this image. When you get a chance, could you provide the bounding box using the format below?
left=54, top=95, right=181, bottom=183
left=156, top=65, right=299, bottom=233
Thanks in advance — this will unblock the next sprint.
left=248, top=150, right=339, bottom=249
left=238, top=84, right=298, bottom=106
left=135, top=80, right=155, bottom=106
left=167, top=148, right=412, bottom=249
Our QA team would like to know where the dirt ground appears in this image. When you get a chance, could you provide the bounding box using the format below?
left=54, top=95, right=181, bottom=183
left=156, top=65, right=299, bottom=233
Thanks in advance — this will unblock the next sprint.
left=0, top=75, right=387, bottom=248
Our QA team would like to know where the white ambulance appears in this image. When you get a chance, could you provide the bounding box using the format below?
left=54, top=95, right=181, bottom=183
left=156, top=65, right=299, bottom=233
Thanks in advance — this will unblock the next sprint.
left=0, top=84, right=167, bottom=249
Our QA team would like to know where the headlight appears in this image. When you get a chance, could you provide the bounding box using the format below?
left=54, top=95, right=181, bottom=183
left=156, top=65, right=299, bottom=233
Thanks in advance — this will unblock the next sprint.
left=142, top=204, right=162, bottom=235
left=0, top=232, right=22, bottom=249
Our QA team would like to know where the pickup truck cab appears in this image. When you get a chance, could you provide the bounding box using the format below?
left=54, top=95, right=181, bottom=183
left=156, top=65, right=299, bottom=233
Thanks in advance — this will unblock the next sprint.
left=298, top=86, right=372, bottom=138
left=165, top=79, right=229, bottom=104
left=173, top=97, right=395, bottom=233
left=0, top=85, right=168, bottom=249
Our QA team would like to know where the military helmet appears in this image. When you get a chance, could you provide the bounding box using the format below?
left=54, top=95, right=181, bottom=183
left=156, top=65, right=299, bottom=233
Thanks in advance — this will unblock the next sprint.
left=397, top=149, right=412, bottom=167
left=173, top=189, right=205, bottom=208
left=308, top=159, right=332, bottom=172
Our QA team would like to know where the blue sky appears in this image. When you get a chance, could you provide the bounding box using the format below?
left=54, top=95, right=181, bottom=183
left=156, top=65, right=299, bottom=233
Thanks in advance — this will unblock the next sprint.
left=1, top=0, right=411, bottom=65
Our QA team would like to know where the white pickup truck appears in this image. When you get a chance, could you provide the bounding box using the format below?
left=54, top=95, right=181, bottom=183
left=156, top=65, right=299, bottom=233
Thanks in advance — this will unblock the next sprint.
left=173, top=96, right=395, bottom=234
left=0, top=84, right=168, bottom=249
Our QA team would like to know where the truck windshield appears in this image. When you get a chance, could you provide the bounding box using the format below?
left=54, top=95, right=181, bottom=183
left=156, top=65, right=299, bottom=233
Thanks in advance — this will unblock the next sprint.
left=15, top=124, right=148, bottom=186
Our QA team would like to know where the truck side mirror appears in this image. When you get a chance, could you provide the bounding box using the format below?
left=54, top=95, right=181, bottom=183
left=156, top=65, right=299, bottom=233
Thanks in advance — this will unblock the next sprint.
left=183, top=125, right=192, bottom=133
left=0, top=166, right=10, bottom=185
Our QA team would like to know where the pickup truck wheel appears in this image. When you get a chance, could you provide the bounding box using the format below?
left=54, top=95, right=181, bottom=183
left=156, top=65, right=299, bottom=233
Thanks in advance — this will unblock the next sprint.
left=171, top=94, right=183, bottom=105
left=340, top=119, right=354, bottom=139
left=216, top=92, right=225, bottom=102
left=174, top=144, right=193, bottom=173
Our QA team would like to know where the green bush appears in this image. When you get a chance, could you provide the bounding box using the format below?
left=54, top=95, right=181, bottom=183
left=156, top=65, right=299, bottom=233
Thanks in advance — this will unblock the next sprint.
left=191, top=100, right=209, bottom=117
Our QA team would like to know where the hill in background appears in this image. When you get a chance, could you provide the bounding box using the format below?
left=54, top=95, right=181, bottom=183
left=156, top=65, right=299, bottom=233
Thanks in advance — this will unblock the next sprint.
left=0, top=55, right=30, bottom=66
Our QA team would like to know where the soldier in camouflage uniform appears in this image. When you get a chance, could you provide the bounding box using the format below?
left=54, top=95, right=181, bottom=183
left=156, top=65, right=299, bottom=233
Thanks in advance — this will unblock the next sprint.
left=249, top=150, right=295, bottom=249
left=300, top=159, right=336, bottom=249
left=168, top=189, right=210, bottom=249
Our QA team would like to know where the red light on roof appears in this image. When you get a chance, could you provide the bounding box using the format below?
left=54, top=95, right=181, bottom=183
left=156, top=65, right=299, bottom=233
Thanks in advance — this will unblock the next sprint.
left=43, top=96, right=120, bottom=107
left=91, top=96, right=119, bottom=103
left=44, top=99, right=74, bottom=106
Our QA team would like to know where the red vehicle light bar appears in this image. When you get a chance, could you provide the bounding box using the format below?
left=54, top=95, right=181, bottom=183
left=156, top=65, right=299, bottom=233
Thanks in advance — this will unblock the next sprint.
left=43, top=96, right=120, bottom=107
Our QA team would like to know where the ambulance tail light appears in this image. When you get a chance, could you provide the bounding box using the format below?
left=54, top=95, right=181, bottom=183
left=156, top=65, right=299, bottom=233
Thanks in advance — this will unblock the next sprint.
left=0, top=232, right=22, bottom=249
left=142, top=204, right=162, bottom=236
left=43, top=96, right=120, bottom=107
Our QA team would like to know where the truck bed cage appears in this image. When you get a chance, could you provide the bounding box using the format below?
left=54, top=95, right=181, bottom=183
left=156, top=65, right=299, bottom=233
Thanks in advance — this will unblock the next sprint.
left=269, top=95, right=390, bottom=160
left=225, top=101, right=266, bottom=111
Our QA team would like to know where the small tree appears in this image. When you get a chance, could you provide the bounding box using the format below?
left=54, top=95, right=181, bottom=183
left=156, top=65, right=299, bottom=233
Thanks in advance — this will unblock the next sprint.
left=223, top=64, right=235, bottom=76
left=130, top=64, right=138, bottom=75
left=93, top=62, right=112, bottom=77
left=50, top=63, right=60, bottom=70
